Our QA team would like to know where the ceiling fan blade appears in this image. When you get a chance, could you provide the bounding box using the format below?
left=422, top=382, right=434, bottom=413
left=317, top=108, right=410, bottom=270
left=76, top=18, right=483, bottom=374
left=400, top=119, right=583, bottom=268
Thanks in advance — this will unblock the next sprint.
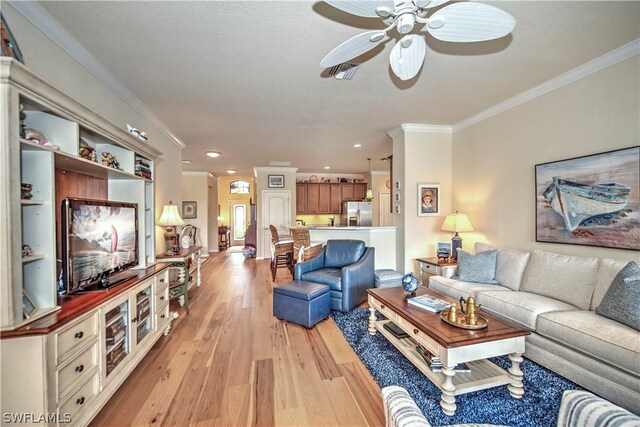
left=416, top=0, right=448, bottom=9
left=389, top=35, right=426, bottom=80
left=321, top=30, right=388, bottom=68
left=425, top=2, right=516, bottom=42
left=323, top=0, right=395, bottom=18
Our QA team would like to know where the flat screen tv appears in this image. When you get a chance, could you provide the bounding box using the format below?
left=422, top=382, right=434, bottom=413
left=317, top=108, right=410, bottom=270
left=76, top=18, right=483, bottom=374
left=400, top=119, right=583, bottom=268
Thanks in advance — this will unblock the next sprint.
left=62, top=198, right=138, bottom=293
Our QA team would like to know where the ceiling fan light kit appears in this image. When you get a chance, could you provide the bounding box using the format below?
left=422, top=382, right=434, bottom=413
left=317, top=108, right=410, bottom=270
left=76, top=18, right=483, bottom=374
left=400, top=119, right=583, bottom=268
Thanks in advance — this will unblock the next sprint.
left=322, top=0, right=516, bottom=81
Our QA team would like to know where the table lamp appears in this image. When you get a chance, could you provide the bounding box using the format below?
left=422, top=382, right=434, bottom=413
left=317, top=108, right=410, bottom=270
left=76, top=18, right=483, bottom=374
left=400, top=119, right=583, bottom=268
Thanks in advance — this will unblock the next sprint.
left=441, top=211, right=474, bottom=259
left=157, top=203, right=185, bottom=252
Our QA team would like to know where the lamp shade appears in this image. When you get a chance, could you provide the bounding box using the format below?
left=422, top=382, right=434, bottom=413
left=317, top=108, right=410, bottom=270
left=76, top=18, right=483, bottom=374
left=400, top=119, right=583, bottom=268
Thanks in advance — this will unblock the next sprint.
left=441, top=212, right=474, bottom=233
left=157, top=204, right=185, bottom=227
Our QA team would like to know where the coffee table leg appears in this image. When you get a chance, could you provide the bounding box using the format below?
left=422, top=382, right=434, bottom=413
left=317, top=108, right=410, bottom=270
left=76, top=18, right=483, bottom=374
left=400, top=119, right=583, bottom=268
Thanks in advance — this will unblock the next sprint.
left=368, top=307, right=377, bottom=335
left=508, top=352, right=525, bottom=399
left=440, top=366, right=457, bottom=416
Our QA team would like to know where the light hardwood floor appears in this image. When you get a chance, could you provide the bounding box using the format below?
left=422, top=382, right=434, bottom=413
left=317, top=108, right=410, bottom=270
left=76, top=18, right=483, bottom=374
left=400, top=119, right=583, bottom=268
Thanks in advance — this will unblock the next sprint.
left=91, top=252, right=385, bottom=426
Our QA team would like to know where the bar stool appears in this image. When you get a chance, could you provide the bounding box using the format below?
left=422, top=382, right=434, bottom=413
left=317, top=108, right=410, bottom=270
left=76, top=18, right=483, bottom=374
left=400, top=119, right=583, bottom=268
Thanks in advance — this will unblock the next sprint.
left=269, top=225, right=293, bottom=281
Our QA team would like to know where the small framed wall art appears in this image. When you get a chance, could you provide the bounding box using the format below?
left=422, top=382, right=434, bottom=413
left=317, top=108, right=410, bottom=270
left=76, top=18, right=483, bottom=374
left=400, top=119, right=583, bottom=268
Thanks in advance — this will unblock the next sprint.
left=22, top=290, right=37, bottom=319
left=268, top=175, right=285, bottom=188
left=182, top=201, right=197, bottom=219
left=418, top=184, right=440, bottom=216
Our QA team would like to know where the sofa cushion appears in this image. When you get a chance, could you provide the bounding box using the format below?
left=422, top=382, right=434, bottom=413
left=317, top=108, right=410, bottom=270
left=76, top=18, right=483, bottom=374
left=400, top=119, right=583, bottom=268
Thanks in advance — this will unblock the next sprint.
left=324, top=239, right=366, bottom=269
left=300, top=268, right=342, bottom=291
left=475, top=242, right=531, bottom=291
left=595, top=261, right=640, bottom=331
left=537, top=310, right=640, bottom=376
left=557, top=390, right=640, bottom=427
left=476, top=291, right=577, bottom=330
left=520, top=250, right=599, bottom=310
left=456, top=249, right=498, bottom=284
left=429, top=276, right=511, bottom=301
left=591, top=258, right=630, bottom=310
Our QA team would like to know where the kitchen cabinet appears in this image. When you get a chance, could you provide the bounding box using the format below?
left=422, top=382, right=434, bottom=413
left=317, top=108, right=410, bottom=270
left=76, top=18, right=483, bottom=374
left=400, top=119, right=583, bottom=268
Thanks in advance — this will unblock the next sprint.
left=306, top=183, right=319, bottom=213
left=296, top=183, right=307, bottom=214
left=318, top=183, right=331, bottom=213
left=330, top=184, right=342, bottom=213
left=296, top=182, right=368, bottom=214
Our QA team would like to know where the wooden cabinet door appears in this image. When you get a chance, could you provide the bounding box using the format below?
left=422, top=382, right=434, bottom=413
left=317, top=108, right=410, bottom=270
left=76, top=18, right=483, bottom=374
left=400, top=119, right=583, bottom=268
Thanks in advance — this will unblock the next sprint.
left=354, top=183, right=367, bottom=201
left=318, top=184, right=331, bottom=213
left=296, top=184, right=307, bottom=214
left=330, top=184, right=342, bottom=213
left=306, top=183, right=319, bottom=213
left=341, top=184, right=354, bottom=201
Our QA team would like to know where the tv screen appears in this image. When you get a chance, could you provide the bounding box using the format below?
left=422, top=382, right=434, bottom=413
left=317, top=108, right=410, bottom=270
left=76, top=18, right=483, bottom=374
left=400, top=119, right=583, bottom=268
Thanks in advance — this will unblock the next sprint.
left=62, top=198, right=138, bottom=293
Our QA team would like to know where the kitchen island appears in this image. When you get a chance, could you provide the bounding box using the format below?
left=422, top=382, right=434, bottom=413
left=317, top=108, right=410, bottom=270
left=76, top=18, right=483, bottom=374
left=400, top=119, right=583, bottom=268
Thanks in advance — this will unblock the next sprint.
left=308, top=226, right=397, bottom=270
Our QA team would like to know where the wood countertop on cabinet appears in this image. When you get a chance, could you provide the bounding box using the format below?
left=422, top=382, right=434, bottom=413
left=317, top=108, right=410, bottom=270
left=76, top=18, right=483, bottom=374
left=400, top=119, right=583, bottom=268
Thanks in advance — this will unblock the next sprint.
left=1, top=263, right=169, bottom=339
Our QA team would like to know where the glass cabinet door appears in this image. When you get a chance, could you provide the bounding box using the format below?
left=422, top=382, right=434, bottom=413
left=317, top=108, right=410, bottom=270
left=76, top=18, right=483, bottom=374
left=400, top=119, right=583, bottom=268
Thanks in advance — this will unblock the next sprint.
left=135, top=285, right=152, bottom=345
left=104, top=300, right=129, bottom=376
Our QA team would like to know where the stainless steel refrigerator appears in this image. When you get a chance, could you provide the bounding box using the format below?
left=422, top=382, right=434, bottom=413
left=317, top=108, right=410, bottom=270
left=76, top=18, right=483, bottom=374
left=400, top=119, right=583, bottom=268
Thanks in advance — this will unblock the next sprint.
left=341, top=201, right=372, bottom=226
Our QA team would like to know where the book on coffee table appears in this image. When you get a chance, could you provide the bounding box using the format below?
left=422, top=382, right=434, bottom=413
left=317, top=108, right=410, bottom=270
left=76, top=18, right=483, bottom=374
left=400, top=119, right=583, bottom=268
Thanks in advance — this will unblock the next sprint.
left=383, top=322, right=409, bottom=339
left=407, top=295, right=453, bottom=313
left=416, top=346, right=471, bottom=373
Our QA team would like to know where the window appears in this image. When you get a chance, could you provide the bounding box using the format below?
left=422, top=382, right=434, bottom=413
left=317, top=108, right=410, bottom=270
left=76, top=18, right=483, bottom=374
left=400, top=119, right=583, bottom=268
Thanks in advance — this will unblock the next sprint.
left=230, top=180, right=250, bottom=194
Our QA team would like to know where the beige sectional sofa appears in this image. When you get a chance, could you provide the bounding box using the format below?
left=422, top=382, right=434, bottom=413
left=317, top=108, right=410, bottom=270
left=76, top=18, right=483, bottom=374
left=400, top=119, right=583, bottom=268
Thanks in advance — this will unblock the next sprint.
left=428, top=243, right=640, bottom=414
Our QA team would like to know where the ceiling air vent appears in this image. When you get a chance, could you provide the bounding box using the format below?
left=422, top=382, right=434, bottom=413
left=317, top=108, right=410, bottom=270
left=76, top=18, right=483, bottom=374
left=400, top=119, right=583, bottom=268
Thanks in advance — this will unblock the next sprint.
left=328, top=63, right=359, bottom=80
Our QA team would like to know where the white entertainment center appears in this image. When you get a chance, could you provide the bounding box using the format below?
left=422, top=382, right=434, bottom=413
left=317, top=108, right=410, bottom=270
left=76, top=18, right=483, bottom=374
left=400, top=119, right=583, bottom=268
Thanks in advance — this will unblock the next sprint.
left=0, top=57, right=177, bottom=425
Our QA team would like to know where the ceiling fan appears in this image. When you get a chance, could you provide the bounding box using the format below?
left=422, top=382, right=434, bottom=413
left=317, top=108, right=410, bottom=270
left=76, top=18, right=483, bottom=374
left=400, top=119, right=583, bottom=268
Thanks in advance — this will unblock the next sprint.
left=320, top=0, right=516, bottom=81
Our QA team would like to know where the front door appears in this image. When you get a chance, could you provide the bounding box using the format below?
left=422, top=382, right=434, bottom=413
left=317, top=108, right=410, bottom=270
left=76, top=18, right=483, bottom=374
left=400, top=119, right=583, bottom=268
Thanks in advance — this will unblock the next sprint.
left=261, top=190, right=291, bottom=258
left=230, top=201, right=249, bottom=247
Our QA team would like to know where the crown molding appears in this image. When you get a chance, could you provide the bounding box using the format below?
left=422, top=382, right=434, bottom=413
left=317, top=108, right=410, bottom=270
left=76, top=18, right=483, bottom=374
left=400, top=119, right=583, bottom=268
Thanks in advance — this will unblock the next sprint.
left=453, top=38, right=640, bottom=133
left=7, top=0, right=186, bottom=150
left=388, top=123, right=453, bottom=139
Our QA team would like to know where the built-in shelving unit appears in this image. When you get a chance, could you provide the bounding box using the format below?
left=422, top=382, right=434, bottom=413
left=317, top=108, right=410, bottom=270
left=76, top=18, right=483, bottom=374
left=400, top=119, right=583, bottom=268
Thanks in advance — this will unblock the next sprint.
left=0, top=57, right=161, bottom=331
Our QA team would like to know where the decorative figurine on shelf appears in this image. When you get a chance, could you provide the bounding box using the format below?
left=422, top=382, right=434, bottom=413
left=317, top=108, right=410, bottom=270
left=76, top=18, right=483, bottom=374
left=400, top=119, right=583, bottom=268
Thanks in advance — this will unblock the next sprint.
left=22, top=244, right=34, bottom=258
left=24, top=128, right=59, bottom=150
left=78, top=139, right=97, bottom=162
left=19, top=104, right=26, bottom=138
left=21, top=182, right=32, bottom=200
left=101, top=151, right=121, bottom=170
left=402, top=273, right=419, bottom=296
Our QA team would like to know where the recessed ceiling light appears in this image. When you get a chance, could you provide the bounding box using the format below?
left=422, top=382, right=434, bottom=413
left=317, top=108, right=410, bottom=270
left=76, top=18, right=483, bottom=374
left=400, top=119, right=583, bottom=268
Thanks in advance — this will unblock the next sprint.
left=324, top=166, right=331, bottom=170
left=206, top=151, right=221, bottom=158
left=181, top=160, right=192, bottom=164
left=226, top=169, right=237, bottom=174
left=353, top=144, right=362, bottom=148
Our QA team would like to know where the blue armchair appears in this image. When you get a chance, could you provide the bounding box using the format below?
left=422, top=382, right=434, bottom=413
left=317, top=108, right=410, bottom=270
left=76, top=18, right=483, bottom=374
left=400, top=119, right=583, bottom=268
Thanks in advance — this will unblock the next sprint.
left=294, top=239, right=375, bottom=312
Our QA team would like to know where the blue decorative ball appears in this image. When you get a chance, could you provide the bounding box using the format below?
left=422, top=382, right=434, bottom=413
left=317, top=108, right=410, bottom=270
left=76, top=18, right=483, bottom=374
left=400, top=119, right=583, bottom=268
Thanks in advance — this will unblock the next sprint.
left=402, top=273, right=419, bottom=293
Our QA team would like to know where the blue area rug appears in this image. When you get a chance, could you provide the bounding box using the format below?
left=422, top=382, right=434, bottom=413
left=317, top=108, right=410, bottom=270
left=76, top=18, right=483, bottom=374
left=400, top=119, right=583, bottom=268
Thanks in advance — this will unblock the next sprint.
left=331, top=308, right=584, bottom=427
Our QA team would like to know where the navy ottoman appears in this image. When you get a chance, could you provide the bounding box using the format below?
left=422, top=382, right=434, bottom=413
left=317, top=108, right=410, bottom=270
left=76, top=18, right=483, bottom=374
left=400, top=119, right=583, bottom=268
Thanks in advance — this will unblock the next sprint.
left=273, top=280, right=330, bottom=328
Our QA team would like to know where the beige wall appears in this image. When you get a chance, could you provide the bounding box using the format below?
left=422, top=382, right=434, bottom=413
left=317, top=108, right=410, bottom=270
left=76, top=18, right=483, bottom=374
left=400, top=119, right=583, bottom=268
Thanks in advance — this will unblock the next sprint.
left=4, top=5, right=184, bottom=256
left=217, top=176, right=255, bottom=228
left=452, top=57, right=640, bottom=262
left=181, top=172, right=212, bottom=254
left=369, top=171, right=391, bottom=226
left=207, top=176, right=219, bottom=253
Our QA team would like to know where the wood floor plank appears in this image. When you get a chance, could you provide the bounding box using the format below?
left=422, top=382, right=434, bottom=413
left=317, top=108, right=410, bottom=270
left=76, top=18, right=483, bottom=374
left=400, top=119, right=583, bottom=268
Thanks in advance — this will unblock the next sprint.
left=306, top=324, right=343, bottom=380
left=91, top=252, right=384, bottom=427
left=252, top=358, right=275, bottom=427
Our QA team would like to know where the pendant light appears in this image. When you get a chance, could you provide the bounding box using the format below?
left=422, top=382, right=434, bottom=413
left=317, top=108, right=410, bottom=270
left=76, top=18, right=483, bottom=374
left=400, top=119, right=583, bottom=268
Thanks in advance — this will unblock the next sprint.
left=365, top=158, right=374, bottom=201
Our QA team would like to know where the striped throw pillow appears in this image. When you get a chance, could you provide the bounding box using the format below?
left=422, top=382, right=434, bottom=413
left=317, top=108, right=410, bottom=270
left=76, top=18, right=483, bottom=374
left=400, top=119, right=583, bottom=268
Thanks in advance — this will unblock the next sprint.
left=557, top=390, right=640, bottom=427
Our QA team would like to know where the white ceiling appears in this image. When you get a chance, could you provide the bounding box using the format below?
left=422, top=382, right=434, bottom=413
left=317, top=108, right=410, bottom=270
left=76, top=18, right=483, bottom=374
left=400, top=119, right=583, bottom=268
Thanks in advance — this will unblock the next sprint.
left=38, top=1, right=640, bottom=176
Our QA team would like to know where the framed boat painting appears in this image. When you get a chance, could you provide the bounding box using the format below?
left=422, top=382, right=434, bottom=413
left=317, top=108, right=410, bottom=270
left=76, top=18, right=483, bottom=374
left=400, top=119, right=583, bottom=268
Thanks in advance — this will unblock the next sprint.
left=535, top=146, right=639, bottom=250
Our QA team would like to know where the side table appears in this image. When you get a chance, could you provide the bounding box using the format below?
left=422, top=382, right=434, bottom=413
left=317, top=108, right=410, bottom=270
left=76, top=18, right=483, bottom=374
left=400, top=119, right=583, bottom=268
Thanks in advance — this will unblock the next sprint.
left=156, top=246, right=202, bottom=315
left=416, top=257, right=457, bottom=286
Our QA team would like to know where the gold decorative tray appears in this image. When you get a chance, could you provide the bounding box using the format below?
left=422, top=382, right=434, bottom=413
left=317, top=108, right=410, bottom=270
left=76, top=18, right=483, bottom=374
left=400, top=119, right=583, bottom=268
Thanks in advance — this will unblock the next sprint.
left=440, top=308, right=489, bottom=330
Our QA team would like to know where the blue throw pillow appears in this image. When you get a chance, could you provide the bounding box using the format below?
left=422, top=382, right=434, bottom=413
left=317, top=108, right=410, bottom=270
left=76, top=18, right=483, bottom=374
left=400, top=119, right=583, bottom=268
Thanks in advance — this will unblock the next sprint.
left=455, top=249, right=498, bottom=285
left=596, top=261, right=640, bottom=331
